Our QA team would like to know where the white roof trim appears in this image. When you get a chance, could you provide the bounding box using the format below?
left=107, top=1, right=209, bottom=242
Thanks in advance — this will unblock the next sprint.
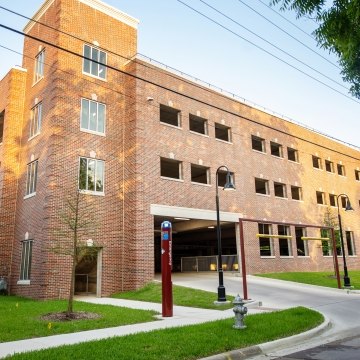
left=24, top=0, right=55, bottom=34
left=79, top=0, right=139, bottom=29
left=150, top=204, right=242, bottom=223
left=24, top=0, right=139, bottom=34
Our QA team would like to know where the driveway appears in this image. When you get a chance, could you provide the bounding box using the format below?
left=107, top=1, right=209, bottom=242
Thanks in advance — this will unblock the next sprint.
left=171, top=272, right=360, bottom=357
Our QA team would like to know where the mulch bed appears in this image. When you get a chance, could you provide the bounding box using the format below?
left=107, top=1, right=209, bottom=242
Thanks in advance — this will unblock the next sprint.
left=40, top=311, right=101, bottom=322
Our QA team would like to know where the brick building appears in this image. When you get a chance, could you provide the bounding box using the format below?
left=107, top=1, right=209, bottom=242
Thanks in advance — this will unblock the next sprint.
left=0, top=0, right=359, bottom=299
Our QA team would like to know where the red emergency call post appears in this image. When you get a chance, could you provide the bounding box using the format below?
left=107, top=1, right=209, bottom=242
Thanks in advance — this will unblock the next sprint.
left=161, top=220, right=173, bottom=317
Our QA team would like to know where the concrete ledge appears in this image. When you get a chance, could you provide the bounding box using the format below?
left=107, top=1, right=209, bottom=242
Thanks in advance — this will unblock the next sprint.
left=199, top=316, right=331, bottom=360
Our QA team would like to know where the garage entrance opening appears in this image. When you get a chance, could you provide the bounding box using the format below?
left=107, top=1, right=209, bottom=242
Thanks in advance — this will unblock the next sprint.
left=154, top=215, right=237, bottom=273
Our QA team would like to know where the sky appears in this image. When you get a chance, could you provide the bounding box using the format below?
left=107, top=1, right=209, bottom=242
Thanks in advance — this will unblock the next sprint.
left=0, top=0, right=359, bottom=148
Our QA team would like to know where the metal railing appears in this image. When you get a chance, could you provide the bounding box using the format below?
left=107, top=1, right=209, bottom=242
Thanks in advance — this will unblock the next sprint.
left=180, top=255, right=239, bottom=272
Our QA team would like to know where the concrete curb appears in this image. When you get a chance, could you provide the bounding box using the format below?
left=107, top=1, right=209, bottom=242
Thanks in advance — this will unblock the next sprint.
left=199, top=316, right=331, bottom=360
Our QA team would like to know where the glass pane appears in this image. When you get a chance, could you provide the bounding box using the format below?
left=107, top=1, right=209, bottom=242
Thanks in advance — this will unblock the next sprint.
left=81, top=99, right=89, bottom=129
left=83, top=45, right=91, bottom=73
left=97, top=104, right=105, bottom=133
left=32, top=162, right=38, bottom=193
left=37, top=104, right=42, bottom=132
left=28, top=241, right=33, bottom=279
left=91, top=48, right=99, bottom=76
left=95, top=161, right=104, bottom=192
left=20, top=242, right=25, bottom=279
left=87, top=159, right=95, bottom=191
left=89, top=101, right=97, bottom=131
left=79, top=158, right=87, bottom=190
left=99, top=51, right=106, bottom=79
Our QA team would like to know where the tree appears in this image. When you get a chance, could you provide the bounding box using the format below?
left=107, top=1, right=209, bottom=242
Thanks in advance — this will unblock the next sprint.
left=321, top=207, right=341, bottom=257
left=53, top=190, right=98, bottom=317
left=272, top=0, right=360, bottom=98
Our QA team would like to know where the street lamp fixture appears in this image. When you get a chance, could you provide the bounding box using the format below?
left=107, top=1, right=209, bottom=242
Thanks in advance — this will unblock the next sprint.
left=336, top=194, right=354, bottom=288
left=215, top=165, right=235, bottom=302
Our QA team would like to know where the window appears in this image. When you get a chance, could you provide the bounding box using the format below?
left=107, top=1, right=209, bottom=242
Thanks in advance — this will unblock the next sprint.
left=252, top=135, right=265, bottom=152
left=321, top=229, right=332, bottom=256
left=215, top=123, right=231, bottom=142
left=337, top=163, right=346, bottom=176
left=29, top=102, right=42, bottom=138
left=355, top=170, right=360, bottom=181
left=312, top=155, right=322, bottom=169
left=160, top=105, right=181, bottom=127
left=287, top=147, right=299, bottom=162
left=160, top=158, right=182, bottom=180
left=83, top=44, right=107, bottom=79
left=329, top=194, right=336, bottom=207
left=255, top=178, right=269, bottom=195
left=295, top=227, right=308, bottom=256
left=278, top=225, right=291, bottom=256
left=0, top=110, right=4, bottom=144
left=270, top=142, right=283, bottom=157
left=316, top=191, right=326, bottom=205
left=34, top=49, right=45, bottom=82
left=79, top=157, right=104, bottom=193
left=25, top=160, right=38, bottom=196
left=20, top=240, right=33, bottom=281
left=340, top=195, right=348, bottom=209
left=325, top=160, right=334, bottom=173
left=274, top=182, right=287, bottom=198
left=291, top=186, right=302, bottom=200
left=217, top=170, right=235, bottom=187
left=346, top=231, right=356, bottom=256
left=189, top=114, right=208, bottom=135
left=258, top=223, right=273, bottom=256
left=191, top=164, right=210, bottom=184
left=81, top=98, right=105, bottom=134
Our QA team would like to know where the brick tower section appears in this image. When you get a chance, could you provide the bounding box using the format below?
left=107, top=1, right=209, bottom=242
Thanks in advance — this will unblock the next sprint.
left=0, top=68, right=27, bottom=281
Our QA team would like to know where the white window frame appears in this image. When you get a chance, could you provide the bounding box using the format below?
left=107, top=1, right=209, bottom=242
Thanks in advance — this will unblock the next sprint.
left=25, top=160, right=38, bottom=198
left=215, top=123, right=232, bottom=143
left=19, top=240, right=33, bottom=282
left=78, top=157, right=105, bottom=195
left=80, top=98, right=106, bottom=135
left=83, top=44, right=107, bottom=80
left=29, top=102, right=42, bottom=139
left=316, top=191, right=326, bottom=205
left=34, top=49, right=45, bottom=83
left=274, top=182, right=287, bottom=198
left=291, top=185, right=303, bottom=201
left=287, top=147, right=299, bottom=162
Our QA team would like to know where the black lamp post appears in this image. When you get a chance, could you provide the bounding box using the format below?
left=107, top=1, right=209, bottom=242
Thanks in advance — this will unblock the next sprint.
left=215, top=166, right=235, bottom=302
left=336, top=193, right=354, bottom=288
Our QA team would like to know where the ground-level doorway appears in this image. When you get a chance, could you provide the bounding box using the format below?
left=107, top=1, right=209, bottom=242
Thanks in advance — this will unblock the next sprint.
left=75, top=248, right=102, bottom=296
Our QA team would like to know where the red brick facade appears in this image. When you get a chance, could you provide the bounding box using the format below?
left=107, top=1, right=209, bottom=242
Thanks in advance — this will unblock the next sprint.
left=0, top=0, right=359, bottom=299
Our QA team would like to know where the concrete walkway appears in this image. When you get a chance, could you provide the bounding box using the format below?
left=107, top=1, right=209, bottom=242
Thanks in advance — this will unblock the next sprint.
left=1, top=273, right=359, bottom=359
left=0, top=296, right=263, bottom=358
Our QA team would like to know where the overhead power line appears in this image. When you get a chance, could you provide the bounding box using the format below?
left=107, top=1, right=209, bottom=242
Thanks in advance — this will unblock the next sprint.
left=198, top=0, right=345, bottom=90
left=235, top=0, right=340, bottom=69
left=0, top=25, right=359, bottom=157
left=176, top=0, right=358, bottom=104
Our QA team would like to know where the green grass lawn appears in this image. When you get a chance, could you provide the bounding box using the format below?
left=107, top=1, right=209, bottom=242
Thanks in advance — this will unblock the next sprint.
left=8, top=307, right=323, bottom=360
left=112, top=282, right=235, bottom=309
left=0, top=296, right=157, bottom=342
left=256, top=270, right=360, bottom=289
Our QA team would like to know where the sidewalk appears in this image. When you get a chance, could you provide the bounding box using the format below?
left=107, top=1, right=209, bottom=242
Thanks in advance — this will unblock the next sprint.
left=0, top=297, right=263, bottom=359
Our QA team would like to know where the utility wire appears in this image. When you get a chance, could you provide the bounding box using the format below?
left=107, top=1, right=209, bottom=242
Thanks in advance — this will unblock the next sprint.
left=256, top=0, right=316, bottom=39
left=235, top=0, right=340, bottom=69
left=175, top=0, right=358, bottom=104
left=199, top=0, right=345, bottom=90
left=0, top=31, right=359, bottom=158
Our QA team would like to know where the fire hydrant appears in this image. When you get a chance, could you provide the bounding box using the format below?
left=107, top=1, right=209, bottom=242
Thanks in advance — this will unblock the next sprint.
left=233, top=294, right=247, bottom=329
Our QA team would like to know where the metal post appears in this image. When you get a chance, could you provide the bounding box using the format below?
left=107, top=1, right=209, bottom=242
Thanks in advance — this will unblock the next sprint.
left=216, top=173, right=226, bottom=302
left=336, top=195, right=351, bottom=287
left=330, top=227, right=341, bottom=289
left=161, top=221, right=173, bottom=316
left=239, top=219, right=248, bottom=300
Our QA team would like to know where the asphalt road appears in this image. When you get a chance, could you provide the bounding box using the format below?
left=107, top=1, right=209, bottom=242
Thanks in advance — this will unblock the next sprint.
left=171, top=272, right=360, bottom=359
